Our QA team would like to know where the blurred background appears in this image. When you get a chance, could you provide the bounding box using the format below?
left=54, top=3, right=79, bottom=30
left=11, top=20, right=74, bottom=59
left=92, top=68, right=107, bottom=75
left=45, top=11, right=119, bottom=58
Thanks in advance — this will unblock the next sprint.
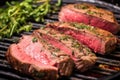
left=101, top=0, right=120, bottom=6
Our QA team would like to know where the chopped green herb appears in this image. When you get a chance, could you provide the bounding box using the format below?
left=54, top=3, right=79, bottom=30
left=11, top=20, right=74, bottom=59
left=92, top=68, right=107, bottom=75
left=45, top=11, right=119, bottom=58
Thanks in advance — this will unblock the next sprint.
left=46, top=30, right=50, bottom=34
left=40, top=26, right=45, bottom=30
left=32, top=37, right=38, bottom=43
left=71, top=23, right=91, bottom=30
left=60, top=36, right=70, bottom=41
left=72, top=41, right=80, bottom=49
left=48, top=46, right=54, bottom=50
left=85, top=48, right=91, bottom=54
left=71, top=23, right=98, bottom=35
left=51, top=52, right=57, bottom=57
left=87, top=10, right=97, bottom=15
left=13, top=37, right=20, bottom=43
left=74, top=4, right=89, bottom=9
left=54, top=48, right=60, bottom=52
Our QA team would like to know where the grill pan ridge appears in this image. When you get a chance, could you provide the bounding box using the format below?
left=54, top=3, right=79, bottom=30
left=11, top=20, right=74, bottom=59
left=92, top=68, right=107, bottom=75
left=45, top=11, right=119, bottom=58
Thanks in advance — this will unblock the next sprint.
left=0, top=0, right=120, bottom=80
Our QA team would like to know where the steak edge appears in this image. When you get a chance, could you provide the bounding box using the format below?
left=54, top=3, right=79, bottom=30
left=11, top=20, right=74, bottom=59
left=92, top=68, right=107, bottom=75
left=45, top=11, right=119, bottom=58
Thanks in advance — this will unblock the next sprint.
left=33, top=28, right=97, bottom=72
left=59, top=3, right=120, bottom=34
left=6, top=35, right=74, bottom=80
left=47, top=22, right=117, bottom=54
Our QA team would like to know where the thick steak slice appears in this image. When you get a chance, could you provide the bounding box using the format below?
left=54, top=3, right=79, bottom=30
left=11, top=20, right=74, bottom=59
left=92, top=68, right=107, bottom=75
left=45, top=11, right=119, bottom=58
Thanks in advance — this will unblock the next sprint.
left=33, top=28, right=97, bottom=72
left=59, top=3, right=120, bottom=34
left=47, top=22, right=117, bottom=54
left=6, top=35, right=74, bottom=80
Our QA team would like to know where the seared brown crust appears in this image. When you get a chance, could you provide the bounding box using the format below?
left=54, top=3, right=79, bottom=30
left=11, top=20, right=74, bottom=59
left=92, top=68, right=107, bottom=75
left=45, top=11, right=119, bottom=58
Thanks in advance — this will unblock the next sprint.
left=69, top=3, right=117, bottom=23
left=6, top=36, right=74, bottom=80
left=59, top=3, right=120, bottom=34
left=57, top=57, right=74, bottom=76
left=34, top=28, right=97, bottom=72
left=75, top=54, right=97, bottom=72
left=6, top=44, right=58, bottom=80
left=47, top=22, right=117, bottom=54
left=33, top=32, right=74, bottom=76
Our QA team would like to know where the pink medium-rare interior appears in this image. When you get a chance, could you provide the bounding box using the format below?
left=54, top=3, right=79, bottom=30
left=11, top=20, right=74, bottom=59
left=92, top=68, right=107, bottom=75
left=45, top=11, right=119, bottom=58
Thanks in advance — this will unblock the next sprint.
left=64, top=29, right=105, bottom=54
left=39, top=33, right=76, bottom=60
left=10, top=35, right=57, bottom=69
left=59, top=7, right=117, bottom=33
left=59, top=8, right=89, bottom=24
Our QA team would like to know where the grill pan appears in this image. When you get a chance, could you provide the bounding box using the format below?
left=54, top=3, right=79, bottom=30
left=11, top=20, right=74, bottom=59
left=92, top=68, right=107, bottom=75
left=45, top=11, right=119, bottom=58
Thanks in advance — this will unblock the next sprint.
left=0, top=0, right=120, bottom=80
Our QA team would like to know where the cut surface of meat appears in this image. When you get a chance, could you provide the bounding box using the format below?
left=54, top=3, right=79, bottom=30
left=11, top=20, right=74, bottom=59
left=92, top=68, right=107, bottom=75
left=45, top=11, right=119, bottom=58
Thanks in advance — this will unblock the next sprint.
left=47, top=22, right=117, bottom=54
left=59, top=3, right=120, bottom=34
left=34, top=28, right=97, bottom=72
left=6, top=35, right=74, bottom=80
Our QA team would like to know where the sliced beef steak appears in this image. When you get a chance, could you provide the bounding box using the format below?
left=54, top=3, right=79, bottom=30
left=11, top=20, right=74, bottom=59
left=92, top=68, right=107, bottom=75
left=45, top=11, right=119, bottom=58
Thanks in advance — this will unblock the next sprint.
left=59, top=3, right=120, bottom=34
left=33, top=28, right=97, bottom=72
left=6, top=35, right=74, bottom=80
left=47, top=22, right=117, bottom=54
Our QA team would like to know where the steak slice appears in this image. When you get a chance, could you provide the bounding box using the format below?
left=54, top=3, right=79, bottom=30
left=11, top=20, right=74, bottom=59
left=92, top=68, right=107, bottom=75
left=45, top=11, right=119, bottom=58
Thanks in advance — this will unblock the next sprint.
left=59, top=3, right=120, bottom=34
left=6, top=35, right=74, bottom=80
left=47, top=22, right=117, bottom=54
left=33, top=28, right=97, bottom=72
